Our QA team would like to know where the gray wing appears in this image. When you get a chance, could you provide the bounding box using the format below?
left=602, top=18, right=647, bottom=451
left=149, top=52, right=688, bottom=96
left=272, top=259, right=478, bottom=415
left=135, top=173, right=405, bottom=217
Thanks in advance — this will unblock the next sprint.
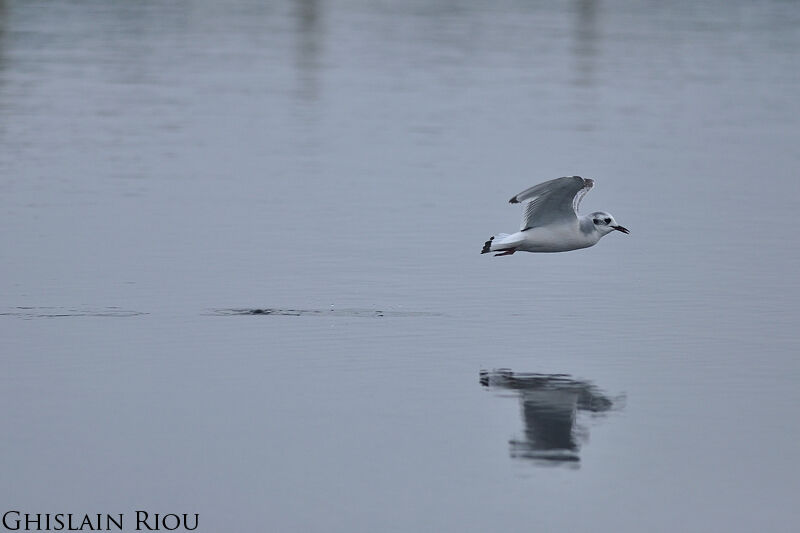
left=509, top=176, right=594, bottom=231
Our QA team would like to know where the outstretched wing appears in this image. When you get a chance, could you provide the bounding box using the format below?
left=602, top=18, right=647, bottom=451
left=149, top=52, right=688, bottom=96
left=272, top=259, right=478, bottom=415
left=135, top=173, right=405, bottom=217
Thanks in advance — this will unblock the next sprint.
left=509, top=176, right=593, bottom=231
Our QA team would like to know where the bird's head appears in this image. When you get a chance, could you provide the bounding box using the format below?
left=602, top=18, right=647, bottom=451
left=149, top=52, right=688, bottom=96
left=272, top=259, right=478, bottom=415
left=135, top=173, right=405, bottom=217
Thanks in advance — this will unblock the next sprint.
left=590, top=211, right=629, bottom=235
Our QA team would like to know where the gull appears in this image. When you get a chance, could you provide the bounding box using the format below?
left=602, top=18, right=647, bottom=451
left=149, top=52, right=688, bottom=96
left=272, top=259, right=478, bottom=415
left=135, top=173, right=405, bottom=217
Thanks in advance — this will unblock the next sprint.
left=481, top=176, right=629, bottom=256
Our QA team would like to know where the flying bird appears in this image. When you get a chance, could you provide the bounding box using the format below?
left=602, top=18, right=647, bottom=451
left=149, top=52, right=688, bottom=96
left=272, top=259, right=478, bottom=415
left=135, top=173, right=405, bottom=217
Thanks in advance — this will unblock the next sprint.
left=481, top=176, right=628, bottom=256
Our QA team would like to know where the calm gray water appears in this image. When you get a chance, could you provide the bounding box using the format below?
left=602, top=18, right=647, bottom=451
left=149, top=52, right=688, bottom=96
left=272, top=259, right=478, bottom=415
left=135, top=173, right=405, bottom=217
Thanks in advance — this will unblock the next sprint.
left=2, top=1, right=800, bottom=531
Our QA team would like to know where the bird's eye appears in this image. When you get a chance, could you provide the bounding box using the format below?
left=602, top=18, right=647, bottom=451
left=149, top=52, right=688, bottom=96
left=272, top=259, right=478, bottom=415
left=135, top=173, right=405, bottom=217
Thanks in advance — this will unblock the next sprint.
left=604, top=217, right=611, bottom=224
left=593, top=219, right=600, bottom=224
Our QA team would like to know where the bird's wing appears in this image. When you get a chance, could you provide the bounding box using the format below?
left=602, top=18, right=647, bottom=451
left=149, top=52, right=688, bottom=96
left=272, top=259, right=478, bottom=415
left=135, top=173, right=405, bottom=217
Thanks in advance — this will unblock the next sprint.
left=509, top=176, right=594, bottom=231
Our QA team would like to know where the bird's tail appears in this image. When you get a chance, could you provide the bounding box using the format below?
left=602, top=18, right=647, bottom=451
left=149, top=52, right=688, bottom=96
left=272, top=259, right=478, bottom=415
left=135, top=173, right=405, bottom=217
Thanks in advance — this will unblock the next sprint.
left=481, top=233, right=510, bottom=254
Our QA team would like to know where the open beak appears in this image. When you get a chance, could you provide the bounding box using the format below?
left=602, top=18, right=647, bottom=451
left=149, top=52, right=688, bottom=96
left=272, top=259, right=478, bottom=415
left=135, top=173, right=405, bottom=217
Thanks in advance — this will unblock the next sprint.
left=612, top=225, right=630, bottom=234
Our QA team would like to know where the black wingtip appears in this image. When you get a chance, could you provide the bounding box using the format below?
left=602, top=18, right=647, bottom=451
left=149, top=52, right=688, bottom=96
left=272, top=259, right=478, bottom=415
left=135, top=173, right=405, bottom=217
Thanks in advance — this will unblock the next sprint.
left=481, top=236, right=494, bottom=254
left=509, top=196, right=519, bottom=204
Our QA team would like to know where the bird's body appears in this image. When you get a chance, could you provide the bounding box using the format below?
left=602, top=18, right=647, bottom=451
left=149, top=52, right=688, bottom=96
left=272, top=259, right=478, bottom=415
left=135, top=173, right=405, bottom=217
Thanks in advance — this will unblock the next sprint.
left=482, top=176, right=628, bottom=256
left=488, top=218, right=601, bottom=253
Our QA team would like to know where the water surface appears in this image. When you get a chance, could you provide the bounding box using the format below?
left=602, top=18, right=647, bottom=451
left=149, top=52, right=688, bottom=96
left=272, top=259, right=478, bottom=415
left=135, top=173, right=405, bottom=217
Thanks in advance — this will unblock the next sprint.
left=2, top=1, right=799, bottom=531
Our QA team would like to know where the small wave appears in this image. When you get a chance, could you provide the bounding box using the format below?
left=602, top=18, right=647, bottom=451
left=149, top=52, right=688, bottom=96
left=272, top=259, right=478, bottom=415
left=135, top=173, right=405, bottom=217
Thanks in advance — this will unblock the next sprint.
left=0, top=307, right=148, bottom=319
left=211, top=307, right=442, bottom=318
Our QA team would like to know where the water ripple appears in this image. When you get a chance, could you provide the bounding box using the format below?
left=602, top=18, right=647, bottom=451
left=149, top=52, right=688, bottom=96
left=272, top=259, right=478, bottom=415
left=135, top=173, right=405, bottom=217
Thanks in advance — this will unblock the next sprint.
left=0, top=307, right=148, bottom=319
left=211, top=307, right=443, bottom=318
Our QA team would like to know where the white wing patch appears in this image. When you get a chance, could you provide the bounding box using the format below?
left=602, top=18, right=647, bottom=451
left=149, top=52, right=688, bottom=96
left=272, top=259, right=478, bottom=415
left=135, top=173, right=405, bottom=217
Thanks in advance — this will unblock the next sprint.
left=572, top=178, right=593, bottom=213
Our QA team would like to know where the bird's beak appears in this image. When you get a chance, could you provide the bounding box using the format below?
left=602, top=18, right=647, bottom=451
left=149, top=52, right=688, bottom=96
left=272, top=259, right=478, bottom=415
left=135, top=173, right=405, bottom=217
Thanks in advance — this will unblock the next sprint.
left=612, top=225, right=630, bottom=234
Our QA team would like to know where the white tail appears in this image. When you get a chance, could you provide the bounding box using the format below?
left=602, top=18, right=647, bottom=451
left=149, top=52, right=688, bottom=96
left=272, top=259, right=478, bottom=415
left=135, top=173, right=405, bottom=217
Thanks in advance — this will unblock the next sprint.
left=481, top=233, right=511, bottom=254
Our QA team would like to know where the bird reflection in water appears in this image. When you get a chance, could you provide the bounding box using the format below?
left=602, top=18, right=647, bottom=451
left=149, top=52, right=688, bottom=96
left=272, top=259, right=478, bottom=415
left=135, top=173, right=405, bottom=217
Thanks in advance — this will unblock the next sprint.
left=480, top=369, right=622, bottom=466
